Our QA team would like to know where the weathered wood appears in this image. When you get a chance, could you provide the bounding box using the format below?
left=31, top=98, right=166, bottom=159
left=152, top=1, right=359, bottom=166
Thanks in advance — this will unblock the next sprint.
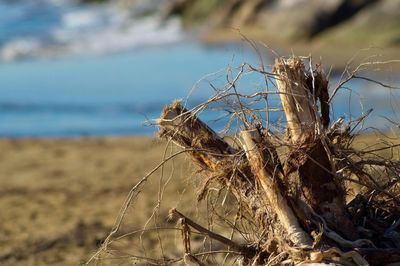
left=273, top=57, right=318, bottom=144
left=158, top=101, right=272, bottom=231
left=241, top=129, right=312, bottom=247
left=156, top=56, right=400, bottom=265
left=158, top=100, right=237, bottom=171
left=273, top=58, right=358, bottom=240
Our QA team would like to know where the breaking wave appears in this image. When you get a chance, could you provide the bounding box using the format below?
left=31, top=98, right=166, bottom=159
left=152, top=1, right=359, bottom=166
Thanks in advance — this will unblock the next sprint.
left=0, top=0, right=183, bottom=61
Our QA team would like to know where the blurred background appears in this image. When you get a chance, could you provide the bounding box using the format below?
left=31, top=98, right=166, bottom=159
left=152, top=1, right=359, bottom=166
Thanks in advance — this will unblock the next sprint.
left=0, top=0, right=399, bottom=137
left=1, top=0, right=400, bottom=265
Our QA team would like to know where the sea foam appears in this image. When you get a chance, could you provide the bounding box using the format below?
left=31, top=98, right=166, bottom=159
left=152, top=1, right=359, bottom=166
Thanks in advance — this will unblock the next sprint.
left=0, top=1, right=183, bottom=61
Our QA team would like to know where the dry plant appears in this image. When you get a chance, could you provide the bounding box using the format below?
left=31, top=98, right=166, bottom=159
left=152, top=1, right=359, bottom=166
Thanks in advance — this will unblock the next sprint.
left=86, top=47, right=400, bottom=265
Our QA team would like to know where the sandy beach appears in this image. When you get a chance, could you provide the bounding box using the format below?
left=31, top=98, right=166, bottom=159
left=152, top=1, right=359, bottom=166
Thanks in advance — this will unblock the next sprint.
left=1, top=133, right=398, bottom=265
left=1, top=1, right=399, bottom=264
left=0, top=137, right=202, bottom=265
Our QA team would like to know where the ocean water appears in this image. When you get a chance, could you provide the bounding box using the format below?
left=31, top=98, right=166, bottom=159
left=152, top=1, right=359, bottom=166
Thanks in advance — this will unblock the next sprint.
left=0, top=43, right=264, bottom=137
left=0, top=0, right=399, bottom=137
left=0, top=0, right=183, bottom=137
left=0, top=0, right=182, bottom=60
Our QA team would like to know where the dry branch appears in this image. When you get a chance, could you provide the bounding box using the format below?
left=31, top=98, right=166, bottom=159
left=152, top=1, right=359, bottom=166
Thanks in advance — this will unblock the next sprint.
left=158, top=101, right=272, bottom=231
left=83, top=48, right=400, bottom=265
left=169, top=208, right=255, bottom=256
left=273, top=57, right=318, bottom=143
left=158, top=101, right=238, bottom=171
left=241, top=128, right=312, bottom=247
left=273, top=57, right=358, bottom=241
left=154, top=55, right=400, bottom=265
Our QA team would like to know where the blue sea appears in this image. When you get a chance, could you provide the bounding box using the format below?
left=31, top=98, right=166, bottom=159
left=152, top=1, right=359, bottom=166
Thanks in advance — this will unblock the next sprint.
left=0, top=0, right=399, bottom=137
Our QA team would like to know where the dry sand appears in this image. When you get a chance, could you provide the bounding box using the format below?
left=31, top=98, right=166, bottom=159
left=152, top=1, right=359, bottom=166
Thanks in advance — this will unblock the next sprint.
left=0, top=134, right=398, bottom=265
left=0, top=137, right=203, bottom=265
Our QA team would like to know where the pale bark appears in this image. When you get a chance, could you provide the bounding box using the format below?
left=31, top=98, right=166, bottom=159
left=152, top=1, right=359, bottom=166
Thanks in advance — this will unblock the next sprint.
left=241, top=129, right=312, bottom=247
left=273, top=57, right=317, bottom=144
left=273, top=57, right=358, bottom=240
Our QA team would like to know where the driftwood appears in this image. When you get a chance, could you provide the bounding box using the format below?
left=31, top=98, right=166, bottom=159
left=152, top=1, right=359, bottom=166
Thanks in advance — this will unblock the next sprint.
left=158, top=56, right=400, bottom=265
left=158, top=102, right=276, bottom=237
left=241, top=129, right=312, bottom=247
left=274, top=58, right=358, bottom=241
